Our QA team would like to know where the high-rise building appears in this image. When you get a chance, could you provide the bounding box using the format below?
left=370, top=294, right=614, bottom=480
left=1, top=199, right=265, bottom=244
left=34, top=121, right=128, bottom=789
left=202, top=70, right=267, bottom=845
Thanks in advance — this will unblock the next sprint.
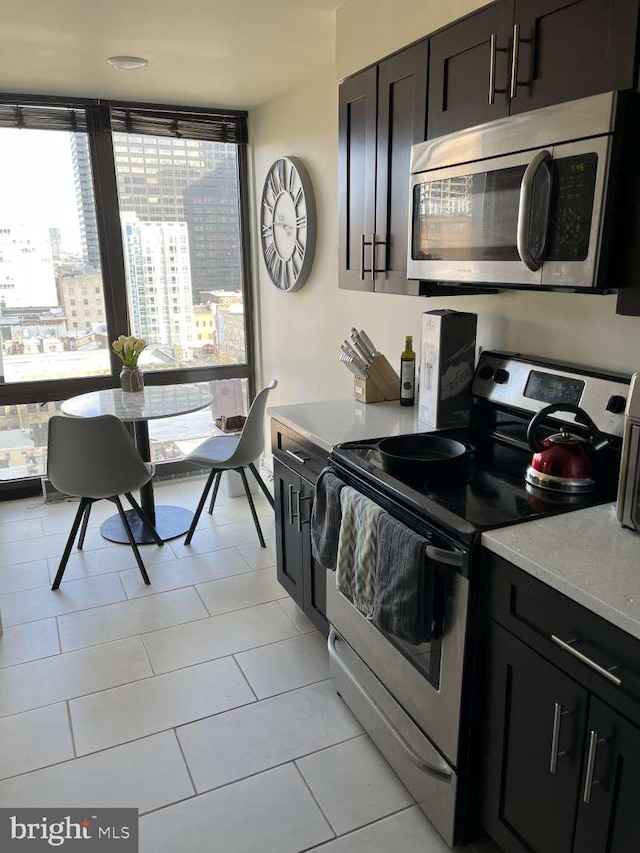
left=72, top=132, right=241, bottom=302
left=120, top=213, right=194, bottom=349
left=58, top=272, right=105, bottom=331
left=48, top=228, right=62, bottom=260
left=70, top=134, right=101, bottom=270
left=0, top=225, right=57, bottom=308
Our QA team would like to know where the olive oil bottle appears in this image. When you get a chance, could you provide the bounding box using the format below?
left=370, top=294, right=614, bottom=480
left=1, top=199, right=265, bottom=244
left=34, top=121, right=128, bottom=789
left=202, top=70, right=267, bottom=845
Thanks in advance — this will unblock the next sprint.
left=400, top=335, right=416, bottom=406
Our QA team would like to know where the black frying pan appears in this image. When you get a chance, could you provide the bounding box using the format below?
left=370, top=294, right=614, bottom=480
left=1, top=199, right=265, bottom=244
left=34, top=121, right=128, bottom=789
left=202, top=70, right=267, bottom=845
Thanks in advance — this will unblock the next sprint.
left=378, top=434, right=473, bottom=481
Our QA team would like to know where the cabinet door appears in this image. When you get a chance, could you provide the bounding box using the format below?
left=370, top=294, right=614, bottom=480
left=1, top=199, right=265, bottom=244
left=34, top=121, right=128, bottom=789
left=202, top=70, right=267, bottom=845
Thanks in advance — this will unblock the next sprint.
left=300, top=477, right=329, bottom=636
left=274, top=459, right=304, bottom=608
left=511, top=0, right=639, bottom=115
left=339, top=67, right=378, bottom=291
left=482, top=621, right=587, bottom=853
left=428, top=0, right=513, bottom=139
left=573, top=697, right=640, bottom=853
left=374, top=41, right=428, bottom=294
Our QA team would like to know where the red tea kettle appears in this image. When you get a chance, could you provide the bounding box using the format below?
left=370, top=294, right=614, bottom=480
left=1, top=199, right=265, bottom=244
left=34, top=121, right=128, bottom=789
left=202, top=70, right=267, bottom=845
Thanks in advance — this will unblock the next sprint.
left=525, top=403, right=610, bottom=494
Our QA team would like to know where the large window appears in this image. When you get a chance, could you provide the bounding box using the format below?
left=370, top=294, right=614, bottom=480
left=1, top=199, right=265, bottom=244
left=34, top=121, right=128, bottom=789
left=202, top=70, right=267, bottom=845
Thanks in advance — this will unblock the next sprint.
left=0, top=99, right=251, bottom=487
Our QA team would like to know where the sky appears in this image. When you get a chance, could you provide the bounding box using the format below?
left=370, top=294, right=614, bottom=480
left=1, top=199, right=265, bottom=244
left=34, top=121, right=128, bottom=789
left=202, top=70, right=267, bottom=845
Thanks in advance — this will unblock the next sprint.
left=0, top=128, right=82, bottom=254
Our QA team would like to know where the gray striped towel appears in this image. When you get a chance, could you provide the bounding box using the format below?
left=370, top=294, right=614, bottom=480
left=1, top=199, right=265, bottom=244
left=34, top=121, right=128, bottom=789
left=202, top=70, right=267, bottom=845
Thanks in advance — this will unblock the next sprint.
left=373, top=512, right=435, bottom=646
left=311, top=468, right=346, bottom=570
left=336, top=486, right=384, bottom=617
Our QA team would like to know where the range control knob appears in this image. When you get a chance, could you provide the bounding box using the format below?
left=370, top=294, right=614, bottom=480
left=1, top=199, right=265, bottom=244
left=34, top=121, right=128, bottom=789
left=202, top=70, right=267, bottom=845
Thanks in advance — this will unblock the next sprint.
left=493, top=368, right=509, bottom=385
left=606, top=394, right=627, bottom=414
left=478, top=364, right=495, bottom=381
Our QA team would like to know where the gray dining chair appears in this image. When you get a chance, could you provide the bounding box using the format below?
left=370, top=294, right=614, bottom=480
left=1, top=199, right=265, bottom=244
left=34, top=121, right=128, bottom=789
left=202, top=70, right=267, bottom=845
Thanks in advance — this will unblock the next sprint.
left=185, top=380, right=277, bottom=547
left=47, top=414, right=163, bottom=590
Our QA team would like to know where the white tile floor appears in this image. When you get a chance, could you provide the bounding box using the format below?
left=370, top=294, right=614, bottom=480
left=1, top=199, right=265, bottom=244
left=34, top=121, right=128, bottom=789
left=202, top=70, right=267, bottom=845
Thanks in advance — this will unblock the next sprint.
left=0, top=474, right=493, bottom=852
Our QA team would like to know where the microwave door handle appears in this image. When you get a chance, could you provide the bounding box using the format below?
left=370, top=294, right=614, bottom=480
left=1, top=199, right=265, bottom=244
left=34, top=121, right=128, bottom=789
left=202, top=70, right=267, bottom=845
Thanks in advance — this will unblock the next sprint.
left=517, top=149, right=552, bottom=271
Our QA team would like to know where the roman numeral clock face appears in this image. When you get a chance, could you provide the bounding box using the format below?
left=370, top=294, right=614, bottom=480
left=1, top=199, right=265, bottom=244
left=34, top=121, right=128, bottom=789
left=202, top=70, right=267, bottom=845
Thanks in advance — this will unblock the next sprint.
left=260, top=157, right=316, bottom=292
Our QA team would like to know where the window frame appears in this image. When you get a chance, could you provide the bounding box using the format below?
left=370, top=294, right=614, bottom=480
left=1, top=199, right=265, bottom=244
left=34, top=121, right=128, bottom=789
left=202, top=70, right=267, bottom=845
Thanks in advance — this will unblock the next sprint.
left=0, top=94, right=254, bottom=486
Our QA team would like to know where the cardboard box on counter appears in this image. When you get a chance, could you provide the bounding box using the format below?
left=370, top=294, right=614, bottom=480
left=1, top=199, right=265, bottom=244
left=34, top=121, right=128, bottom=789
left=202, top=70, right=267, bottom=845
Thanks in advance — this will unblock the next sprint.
left=418, top=310, right=477, bottom=429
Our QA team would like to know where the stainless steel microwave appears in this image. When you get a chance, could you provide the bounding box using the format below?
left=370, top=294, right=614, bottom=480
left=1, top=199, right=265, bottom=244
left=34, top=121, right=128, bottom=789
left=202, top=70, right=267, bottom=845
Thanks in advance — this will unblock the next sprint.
left=407, top=92, right=621, bottom=289
left=618, top=373, right=640, bottom=531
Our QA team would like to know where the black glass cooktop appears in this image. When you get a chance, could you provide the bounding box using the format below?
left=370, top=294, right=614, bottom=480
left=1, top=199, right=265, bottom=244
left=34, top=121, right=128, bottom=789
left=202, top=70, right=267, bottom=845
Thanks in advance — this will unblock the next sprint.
left=330, top=426, right=620, bottom=545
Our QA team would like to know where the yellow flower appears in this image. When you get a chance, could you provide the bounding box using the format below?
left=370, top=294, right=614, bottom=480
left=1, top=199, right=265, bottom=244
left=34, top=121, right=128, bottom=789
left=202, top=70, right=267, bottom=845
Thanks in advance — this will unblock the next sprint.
left=112, top=339, right=123, bottom=353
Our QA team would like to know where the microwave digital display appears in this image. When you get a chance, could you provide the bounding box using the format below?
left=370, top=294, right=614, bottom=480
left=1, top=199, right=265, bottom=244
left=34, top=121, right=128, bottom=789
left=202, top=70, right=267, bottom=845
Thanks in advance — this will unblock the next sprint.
left=524, top=370, right=585, bottom=406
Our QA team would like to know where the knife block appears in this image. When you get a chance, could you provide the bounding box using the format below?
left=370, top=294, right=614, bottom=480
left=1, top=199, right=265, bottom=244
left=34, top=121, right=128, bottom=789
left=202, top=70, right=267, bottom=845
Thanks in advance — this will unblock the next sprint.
left=354, top=355, right=400, bottom=403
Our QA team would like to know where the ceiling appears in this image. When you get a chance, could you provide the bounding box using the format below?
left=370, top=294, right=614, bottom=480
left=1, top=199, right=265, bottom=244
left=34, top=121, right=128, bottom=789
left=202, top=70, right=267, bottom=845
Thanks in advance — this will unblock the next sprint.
left=1, top=0, right=342, bottom=110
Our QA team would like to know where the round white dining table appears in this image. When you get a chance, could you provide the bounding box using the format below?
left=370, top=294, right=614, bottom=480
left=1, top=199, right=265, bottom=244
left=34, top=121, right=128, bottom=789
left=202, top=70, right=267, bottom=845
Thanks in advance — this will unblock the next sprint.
left=61, top=383, right=213, bottom=544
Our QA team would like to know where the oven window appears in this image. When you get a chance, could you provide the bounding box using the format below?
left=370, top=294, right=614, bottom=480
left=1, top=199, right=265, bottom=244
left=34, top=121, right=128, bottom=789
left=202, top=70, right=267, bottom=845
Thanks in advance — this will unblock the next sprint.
left=412, top=165, right=525, bottom=261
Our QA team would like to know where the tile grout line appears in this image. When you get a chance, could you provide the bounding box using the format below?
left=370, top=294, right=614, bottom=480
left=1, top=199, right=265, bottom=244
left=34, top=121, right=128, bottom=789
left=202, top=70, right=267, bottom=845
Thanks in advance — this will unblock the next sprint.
left=191, top=584, right=213, bottom=617
left=65, top=700, right=78, bottom=758
left=291, top=760, right=337, bottom=839
left=54, top=616, right=62, bottom=655
left=171, top=728, right=198, bottom=796
left=137, top=632, right=157, bottom=676
left=230, top=653, right=259, bottom=702
left=298, top=805, right=421, bottom=852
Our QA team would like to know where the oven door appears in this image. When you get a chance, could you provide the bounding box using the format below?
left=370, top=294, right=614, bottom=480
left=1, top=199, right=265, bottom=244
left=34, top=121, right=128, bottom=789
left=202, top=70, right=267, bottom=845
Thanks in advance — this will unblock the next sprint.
left=407, top=136, right=611, bottom=289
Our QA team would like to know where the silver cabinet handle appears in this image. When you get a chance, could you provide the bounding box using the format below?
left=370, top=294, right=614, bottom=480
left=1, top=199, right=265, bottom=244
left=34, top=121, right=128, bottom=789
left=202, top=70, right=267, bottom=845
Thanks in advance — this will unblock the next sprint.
left=328, top=629, right=453, bottom=782
left=288, top=484, right=301, bottom=527
left=517, top=149, right=552, bottom=271
left=583, top=730, right=605, bottom=804
left=297, top=494, right=311, bottom=533
left=551, top=635, right=622, bottom=687
left=360, top=233, right=366, bottom=281
left=425, top=544, right=464, bottom=568
left=285, top=449, right=307, bottom=464
left=549, top=702, right=571, bottom=773
left=488, top=33, right=508, bottom=105
left=510, top=23, right=520, bottom=99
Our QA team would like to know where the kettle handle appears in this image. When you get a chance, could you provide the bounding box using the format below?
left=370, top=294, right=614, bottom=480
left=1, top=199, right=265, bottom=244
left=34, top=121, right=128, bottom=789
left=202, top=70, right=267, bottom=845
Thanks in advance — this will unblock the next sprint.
left=527, top=403, right=605, bottom=452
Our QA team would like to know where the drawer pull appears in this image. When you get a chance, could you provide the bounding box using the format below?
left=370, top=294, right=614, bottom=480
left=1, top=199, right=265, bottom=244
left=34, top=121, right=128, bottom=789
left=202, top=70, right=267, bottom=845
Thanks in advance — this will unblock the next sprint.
left=551, top=636, right=622, bottom=687
left=285, top=449, right=308, bottom=464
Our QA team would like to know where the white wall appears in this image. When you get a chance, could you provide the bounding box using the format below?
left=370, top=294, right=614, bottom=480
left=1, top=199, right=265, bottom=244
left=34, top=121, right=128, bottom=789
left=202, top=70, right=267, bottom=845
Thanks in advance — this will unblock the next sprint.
left=250, top=0, right=640, bottom=415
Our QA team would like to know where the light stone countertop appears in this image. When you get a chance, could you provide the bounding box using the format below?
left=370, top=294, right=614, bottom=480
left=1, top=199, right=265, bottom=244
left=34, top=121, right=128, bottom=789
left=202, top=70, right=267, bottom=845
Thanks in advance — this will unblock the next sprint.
left=268, top=398, right=430, bottom=452
left=482, top=504, right=640, bottom=641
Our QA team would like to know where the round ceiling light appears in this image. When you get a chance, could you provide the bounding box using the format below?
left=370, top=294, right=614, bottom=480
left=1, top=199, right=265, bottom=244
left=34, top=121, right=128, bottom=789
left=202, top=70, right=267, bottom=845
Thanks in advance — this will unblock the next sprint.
left=107, top=56, right=149, bottom=71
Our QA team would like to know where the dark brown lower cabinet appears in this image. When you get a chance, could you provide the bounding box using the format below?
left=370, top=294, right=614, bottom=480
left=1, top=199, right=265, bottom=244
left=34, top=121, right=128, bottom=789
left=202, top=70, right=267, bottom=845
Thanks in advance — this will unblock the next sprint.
left=574, top=697, right=640, bottom=853
left=482, top=619, right=640, bottom=853
left=274, top=458, right=328, bottom=636
left=482, top=620, right=587, bottom=853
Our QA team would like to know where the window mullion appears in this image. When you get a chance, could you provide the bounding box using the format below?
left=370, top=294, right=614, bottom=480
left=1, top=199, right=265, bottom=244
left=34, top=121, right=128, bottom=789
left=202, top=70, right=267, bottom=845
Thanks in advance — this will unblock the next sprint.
left=86, top=104, right=130, bottom=379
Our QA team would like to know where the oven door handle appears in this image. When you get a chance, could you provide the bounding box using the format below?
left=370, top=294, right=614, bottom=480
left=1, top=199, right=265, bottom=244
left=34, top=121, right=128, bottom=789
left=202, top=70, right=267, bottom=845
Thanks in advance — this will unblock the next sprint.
left=425, top=544, right=464, bottom=568
left=517, top=149, right=552, bottom=271
left=328, top=628, right=453, bottom=782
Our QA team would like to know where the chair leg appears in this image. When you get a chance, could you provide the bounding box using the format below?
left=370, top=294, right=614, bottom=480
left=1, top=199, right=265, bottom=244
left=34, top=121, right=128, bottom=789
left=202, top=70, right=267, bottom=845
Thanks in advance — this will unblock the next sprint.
left=208, top=470, right=222, bottom=515
left=51, top=498, right=88, bottom=590
left=248, top=462, right=275, bottom=509
left=125, top=492, right=164, bottom=546
left=77, top=501, right=93, bottom=550
left=185, top=468, right=217, bottom=545
left=114, top=495, right=151, bottom=585
left=238, top=467, right=266, bottom=548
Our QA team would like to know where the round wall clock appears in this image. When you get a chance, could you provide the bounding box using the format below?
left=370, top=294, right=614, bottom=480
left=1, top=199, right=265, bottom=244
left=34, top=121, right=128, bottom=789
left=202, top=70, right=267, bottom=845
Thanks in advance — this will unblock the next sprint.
left=260, top=156, right=316, bottom=292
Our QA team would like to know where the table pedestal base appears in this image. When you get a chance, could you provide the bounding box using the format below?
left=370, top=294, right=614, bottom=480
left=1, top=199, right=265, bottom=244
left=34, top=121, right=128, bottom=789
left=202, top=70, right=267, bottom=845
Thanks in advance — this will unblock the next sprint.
left=101, top=505, right=193, bottom=544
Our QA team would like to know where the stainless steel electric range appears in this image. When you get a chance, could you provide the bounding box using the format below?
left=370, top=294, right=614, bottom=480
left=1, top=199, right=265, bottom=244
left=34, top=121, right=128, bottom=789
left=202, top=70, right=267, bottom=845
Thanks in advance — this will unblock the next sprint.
left=326, top=351, right=630, bottom=846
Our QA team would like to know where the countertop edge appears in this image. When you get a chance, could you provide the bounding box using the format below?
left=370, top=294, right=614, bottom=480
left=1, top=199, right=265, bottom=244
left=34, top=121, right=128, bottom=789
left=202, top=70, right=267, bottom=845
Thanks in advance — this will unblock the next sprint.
left=481, top=530, right=640, bottom=642
left=268, top=410, right=333, bottom=453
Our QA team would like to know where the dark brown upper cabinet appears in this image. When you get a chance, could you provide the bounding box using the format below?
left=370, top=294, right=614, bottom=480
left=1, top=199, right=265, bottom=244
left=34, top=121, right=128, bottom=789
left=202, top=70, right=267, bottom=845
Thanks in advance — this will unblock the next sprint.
left=339, top=42, right=428, bottom=294
left=428, top=0, right=640, bottom=138
left=338, top=67, right=378, bottom=292
left=511, top=0, right=639, bottom=115
left=428, top=1, right=513, bottom=139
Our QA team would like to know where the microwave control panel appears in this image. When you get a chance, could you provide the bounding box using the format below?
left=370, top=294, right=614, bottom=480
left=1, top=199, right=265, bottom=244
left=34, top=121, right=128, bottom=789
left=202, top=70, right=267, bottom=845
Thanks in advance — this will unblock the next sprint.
left=546, top=153, right=598, bottom=262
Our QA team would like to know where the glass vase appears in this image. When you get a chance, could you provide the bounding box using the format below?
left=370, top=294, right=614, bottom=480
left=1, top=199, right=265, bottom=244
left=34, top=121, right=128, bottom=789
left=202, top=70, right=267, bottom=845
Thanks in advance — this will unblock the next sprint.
left=120, top=366, right=144, bottom=393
